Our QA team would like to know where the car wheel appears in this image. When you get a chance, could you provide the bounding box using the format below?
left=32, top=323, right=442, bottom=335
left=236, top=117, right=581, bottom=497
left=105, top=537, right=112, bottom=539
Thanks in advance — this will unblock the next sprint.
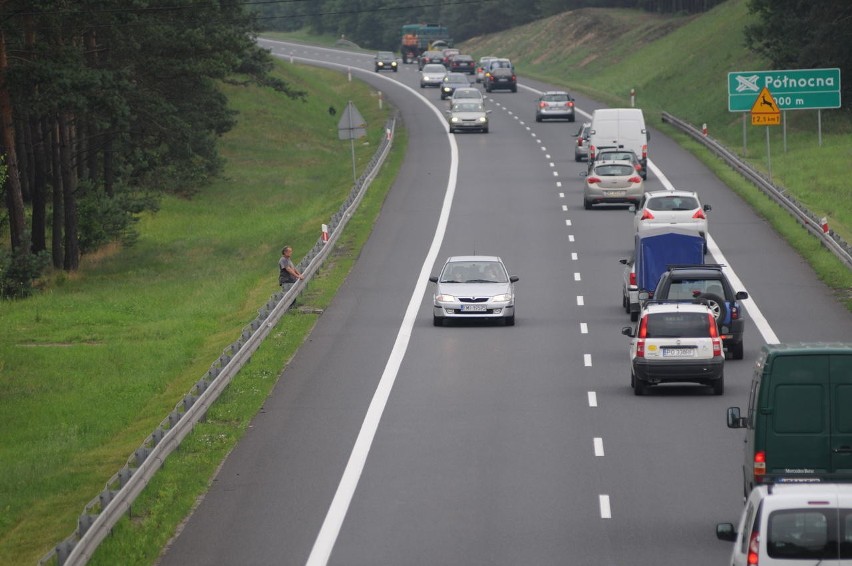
left=731, top=339, right=744, bottom=360
left=505, top=314, right=515, bottom=326
left=420, top=84, right=425, bottom=89
left=574, top=154, right=581, bottom=162
left=583, top=199, right=592, bottom=210
left=630, top=309, right=639, bottom=322
left=569, top=116, right=575, bottom=122
left=536, top=115, right=542, bottom=122
left=433, top=315, right=443, bottom=327
left=485, top=85, right=492, bottom=93
left=698, top=293, right=727, bottom=324
left=633, top=374, right=647, bottom=396
left=511, top=86, right=517, bottom=93
left=482, top=127, right=489, bottom=134
left=449, top=127, right=455, bottom=134
left=712, top=373, right=725, bottom=396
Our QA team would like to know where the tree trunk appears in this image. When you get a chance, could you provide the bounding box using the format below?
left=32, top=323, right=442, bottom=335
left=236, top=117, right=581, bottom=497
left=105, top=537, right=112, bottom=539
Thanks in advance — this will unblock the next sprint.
left=51, top=118, right=63, bottom=268
left=59, top=113, right=79, bottom=271
left=30, top=116, right=47, bottom=253
left=0, top=29, right=27, bottom=251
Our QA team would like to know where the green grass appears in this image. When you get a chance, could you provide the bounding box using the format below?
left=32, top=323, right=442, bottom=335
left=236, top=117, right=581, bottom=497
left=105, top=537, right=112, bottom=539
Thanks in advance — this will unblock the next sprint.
left=0, top=60, right=401, bottom=565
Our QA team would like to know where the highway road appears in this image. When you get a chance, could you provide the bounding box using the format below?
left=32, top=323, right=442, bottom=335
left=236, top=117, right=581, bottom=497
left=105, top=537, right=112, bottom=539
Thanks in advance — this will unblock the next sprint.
left=157, top=41, right=852, bottom=565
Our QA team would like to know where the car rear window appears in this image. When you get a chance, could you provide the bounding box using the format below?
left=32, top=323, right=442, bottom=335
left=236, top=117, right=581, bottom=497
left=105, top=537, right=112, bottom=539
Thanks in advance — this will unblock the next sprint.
left=543, top=94, right=570, bottom=102
left=667, top=279, right=726, bottom=300
left=646, top=196, right=700, bottom=211
left=599, top=152, right=634, bottom=161
left=644, top=312, right=710, bottom=338
left=594, top=164, right=635, bottom=176
left=767, top=508, right=852, bottom=559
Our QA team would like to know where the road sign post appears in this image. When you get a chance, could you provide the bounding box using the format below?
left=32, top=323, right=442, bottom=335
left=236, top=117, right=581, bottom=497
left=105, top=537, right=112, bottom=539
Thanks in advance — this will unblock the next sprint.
left=338, top=101, right=367, bottom=183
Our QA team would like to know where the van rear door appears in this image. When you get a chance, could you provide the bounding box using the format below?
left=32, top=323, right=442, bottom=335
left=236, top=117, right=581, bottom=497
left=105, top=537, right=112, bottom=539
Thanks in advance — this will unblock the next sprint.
left=830, top=353, right=852, bottom=477
left=764, top=354, right=831, bottom=481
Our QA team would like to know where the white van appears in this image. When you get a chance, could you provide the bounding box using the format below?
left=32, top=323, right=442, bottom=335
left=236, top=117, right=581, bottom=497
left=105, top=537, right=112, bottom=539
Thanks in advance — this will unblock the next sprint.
left=716, top=483, right=852, bottom=564
left=588, top=108, right=649, bottom=171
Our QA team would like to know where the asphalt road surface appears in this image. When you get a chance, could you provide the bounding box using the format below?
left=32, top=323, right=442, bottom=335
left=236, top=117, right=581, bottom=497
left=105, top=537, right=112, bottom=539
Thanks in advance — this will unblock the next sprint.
left=156, top=41, right=852, bottom=566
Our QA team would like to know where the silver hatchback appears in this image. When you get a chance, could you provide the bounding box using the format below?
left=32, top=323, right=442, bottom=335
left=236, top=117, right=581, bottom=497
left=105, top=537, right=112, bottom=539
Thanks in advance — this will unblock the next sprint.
left=535, top=91, right=576, bottom=122
left=429, top=256, right=518, bottom=326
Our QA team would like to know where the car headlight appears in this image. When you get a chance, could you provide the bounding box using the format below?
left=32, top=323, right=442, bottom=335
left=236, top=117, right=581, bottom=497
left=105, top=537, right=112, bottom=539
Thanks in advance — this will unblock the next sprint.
left=450, top=117, right=460, bottom=123
left=377, top=62, right=384, bottom=66
left=443, top=87, right=451, bottom=92
left=435, top=294, right=456, bottom=302
left=391, top=61, right=397, bottom=67
left=478, top=116, right=487, bottom=123
left=492, top=294, right=513, bottom=303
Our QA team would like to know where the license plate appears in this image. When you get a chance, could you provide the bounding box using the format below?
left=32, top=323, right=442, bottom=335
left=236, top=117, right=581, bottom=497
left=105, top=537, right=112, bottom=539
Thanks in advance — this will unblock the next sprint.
left=605, top=190, right=626, bottom=196
left=662, top=347, right=696, bottom=357
left=460, top=304, right=487, bottom=312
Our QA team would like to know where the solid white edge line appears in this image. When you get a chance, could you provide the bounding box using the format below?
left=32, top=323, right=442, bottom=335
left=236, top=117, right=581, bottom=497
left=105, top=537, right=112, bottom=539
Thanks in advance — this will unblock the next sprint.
left=271, top=43, right=460, bottom=566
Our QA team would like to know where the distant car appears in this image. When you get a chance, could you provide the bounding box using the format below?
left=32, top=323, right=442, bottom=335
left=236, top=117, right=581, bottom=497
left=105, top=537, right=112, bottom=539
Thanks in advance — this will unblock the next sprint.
left=651, top=264, right=749, bottom=359
left=622, top=300, right=725, bottom=395
left=483, top=58, right=516, bottom=93
left=588, top=147, right=646, bottom=179
left=632, top=190, right=710, bottom=242
left=420, top=63, right=447, bottom=88
left=446, top=100, right=490, bottom=134
left=418, top=50, right=444, bottom=70
left=450, top=87, right=484, bottom=104
left=449, top=54, right=476, bottom=74
left=475, top=56, right=497, bottom=83
left=429, top=256, right=518, bottom=326
left=619, top=256, right=639, bottom=321
left=717, top=483, right=852, bottom=565
left=582, top=160, right=644, bottom=210
left=441, top=48, right=460, bottom=67
left=535, top=91, right=576, bottom=122
left=374, top=51, right=398, bottom=72
left=440, top=72, right=470, bottom=99
left=574, top=122, right=591, bottom=162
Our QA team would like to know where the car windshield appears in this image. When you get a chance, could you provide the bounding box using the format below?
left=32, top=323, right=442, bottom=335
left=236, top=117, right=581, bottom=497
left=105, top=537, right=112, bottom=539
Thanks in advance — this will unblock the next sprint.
left=644, top=312, right=710, bottom=338
left=441, top=262, right=507, bottom=283
left=445, top=74, right=467, bottom=82
left=423, top=65, right=445, bottom=73
left=646, top=196, right=700, bottom=211
left=377, top=52, right=394, bottom=58
left=594, top=164, right=635, bottom=176
left=667, top=279, right=727, bottom=300
left=453, top=102, right=483, bottom=112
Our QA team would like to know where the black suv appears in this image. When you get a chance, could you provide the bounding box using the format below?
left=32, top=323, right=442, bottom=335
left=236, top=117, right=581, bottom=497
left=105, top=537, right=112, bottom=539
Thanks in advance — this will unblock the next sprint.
left=374, top=51, right=398, bottom=73
left=650, top=264, right=749, bottom=359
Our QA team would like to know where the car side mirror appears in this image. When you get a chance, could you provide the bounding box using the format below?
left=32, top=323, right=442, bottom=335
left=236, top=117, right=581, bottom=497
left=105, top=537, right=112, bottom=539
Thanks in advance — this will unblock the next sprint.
left=735, top=291, right=749, bottom=300
left=579, top=171, right=587, bottom=177
left=509, top=275, right=519, bottom=283
left=429, top=276, right=438, bottom=283
left=628, top=205, right=637, bottom=213
left=716, top=523, right=737, bottom=542
left=704, top=204, right=712, bottom=212
left=619, top=258, right=628, bottom=265
left=621, top=326, right=635, bottom=338
left=727, top=407, right=747, bottom=429
left=486, top=110, right=493, bottom=114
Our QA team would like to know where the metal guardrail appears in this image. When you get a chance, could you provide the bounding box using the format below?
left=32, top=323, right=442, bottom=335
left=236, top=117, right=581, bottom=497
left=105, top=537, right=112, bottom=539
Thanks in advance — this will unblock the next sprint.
left=39, top=113, right=399, bottom=566
left=661, top=112, right=852, bottom=269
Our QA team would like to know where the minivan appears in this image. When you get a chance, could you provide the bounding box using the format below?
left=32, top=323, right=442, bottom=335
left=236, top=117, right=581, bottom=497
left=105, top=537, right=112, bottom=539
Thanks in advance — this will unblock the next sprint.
left=727, top=343, right=852, bottom=497
left=588, top=108, right=649, bottom=171
left=716, top=483, right=852, bottom=564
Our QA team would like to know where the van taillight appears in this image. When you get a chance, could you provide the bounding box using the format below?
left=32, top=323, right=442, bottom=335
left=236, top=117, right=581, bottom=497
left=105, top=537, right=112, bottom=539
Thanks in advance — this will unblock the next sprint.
left=590, top=145, right=596, bottom=159
left=641, top=144, right=647, bottom=160
left=754, top=451, right=766, bottom=480
left=747, top=530, right=760, bottom=565
left=629, top=272, right=636, bottom=286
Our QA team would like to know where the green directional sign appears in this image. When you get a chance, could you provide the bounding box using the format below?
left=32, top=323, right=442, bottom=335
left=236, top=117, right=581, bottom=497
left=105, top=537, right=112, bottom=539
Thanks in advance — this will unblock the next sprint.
left=728, top=68, right=841, bottom=112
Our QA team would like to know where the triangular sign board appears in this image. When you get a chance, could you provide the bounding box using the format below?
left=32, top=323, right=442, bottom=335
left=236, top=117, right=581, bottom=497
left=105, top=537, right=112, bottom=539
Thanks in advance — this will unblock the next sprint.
left=338, top=102, right=367, bottom=140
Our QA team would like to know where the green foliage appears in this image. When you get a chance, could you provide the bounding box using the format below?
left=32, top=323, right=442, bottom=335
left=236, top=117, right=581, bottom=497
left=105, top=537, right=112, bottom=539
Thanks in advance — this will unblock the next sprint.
left=0, top=242, right=50, bottom=299
left=76, top=184, right=159, bottom=253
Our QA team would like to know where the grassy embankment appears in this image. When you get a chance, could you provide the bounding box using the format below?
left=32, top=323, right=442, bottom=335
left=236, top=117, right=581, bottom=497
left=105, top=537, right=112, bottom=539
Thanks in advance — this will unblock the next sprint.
left=0, top=59, right=404, bottom=565
left=462, top=0, right=852, bottom=306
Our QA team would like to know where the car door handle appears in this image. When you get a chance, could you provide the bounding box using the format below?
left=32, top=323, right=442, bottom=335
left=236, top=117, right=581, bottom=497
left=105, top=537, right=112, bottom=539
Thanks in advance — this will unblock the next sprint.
left=832, top=445, right=852, bottom=454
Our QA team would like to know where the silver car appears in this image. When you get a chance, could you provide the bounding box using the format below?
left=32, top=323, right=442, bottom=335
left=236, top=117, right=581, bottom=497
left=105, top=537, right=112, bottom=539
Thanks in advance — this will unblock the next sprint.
left=446, top=101, right=490, bottom=133
left=429, top=256, right=518, bottom=326
left=574, top=122, right=591, bottom=162
left=475, top=56, right=497, bottom=83
left=535, top=90, right=576, bottom=122
left=582, top=160, right=644, bottom=210
left=632, top=189, right=710, bottom=241
left=420, top=63, right=447, bottom=88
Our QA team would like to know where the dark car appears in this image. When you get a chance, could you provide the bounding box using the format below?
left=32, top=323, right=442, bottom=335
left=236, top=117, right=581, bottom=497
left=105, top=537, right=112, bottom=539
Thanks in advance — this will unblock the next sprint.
left=440, top=72, right=470, bottom=100
left=449, top=54, right=476, bottom=75
left=374, top=51, right=398, bottom=72
left=535, top=91, right=575, bottom=122
left=650, top=264, right=749, bottom=359
left=483, top=58, right=516, bottom=93
left=418, top=50, right=444, bottom=70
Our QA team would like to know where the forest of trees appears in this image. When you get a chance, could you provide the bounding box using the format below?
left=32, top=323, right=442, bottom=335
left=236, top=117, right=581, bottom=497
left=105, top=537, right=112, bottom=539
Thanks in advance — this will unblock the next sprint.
left=1, top=0, right=849, bottom=299
left=0, top=0, right=303, bottom=298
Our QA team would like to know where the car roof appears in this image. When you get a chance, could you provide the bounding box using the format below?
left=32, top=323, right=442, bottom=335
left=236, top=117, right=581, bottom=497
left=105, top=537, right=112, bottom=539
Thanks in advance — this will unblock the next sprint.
left=377, top=51, right=394, bottom=56
left=542, top=91, right=569, bottom=96
left=642, top=301, right=713, bottom=315
left=754, top=483, right=852, bottom=502
left=665, top=265, right=725, bottom=277
left=445, top=255, right=502, bottom=263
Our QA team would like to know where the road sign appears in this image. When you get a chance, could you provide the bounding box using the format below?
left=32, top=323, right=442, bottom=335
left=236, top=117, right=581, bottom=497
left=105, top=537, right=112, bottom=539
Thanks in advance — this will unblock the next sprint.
left=728, top=68, right=841, bottom=112
left=751, top=87, right=780, bottom=126
left=337, top=102, right=366, bottom=140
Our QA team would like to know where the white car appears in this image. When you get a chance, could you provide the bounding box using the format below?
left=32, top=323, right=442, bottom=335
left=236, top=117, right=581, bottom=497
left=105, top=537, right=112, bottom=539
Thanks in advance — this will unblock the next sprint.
left=632, top=189, right=710, bottom=243
left=419, top=63, right=447, bottom=88
left=446, top=101, right=490, bottom=134
left=429, top=256, right=518, bottom=326
left=717, top=483, right=852, bottom=564
left=621, top=300, right=725, bottom=395
left=450, top=87, right=484, bottom=104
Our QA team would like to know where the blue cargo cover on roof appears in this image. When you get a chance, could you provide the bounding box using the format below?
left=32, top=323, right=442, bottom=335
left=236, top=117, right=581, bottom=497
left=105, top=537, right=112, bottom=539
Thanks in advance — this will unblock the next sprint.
left=634, top=228, right=705, bottom=292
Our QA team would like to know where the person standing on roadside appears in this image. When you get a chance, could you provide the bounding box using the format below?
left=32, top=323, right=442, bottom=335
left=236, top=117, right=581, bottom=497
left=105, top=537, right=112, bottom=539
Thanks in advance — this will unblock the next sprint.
left=278, top=246, right=304, bottom=286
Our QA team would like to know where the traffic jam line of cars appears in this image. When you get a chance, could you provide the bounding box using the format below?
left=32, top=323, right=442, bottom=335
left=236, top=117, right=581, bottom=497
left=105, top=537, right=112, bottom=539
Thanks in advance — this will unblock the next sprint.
left=367, top=45, right=852, bottom=558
